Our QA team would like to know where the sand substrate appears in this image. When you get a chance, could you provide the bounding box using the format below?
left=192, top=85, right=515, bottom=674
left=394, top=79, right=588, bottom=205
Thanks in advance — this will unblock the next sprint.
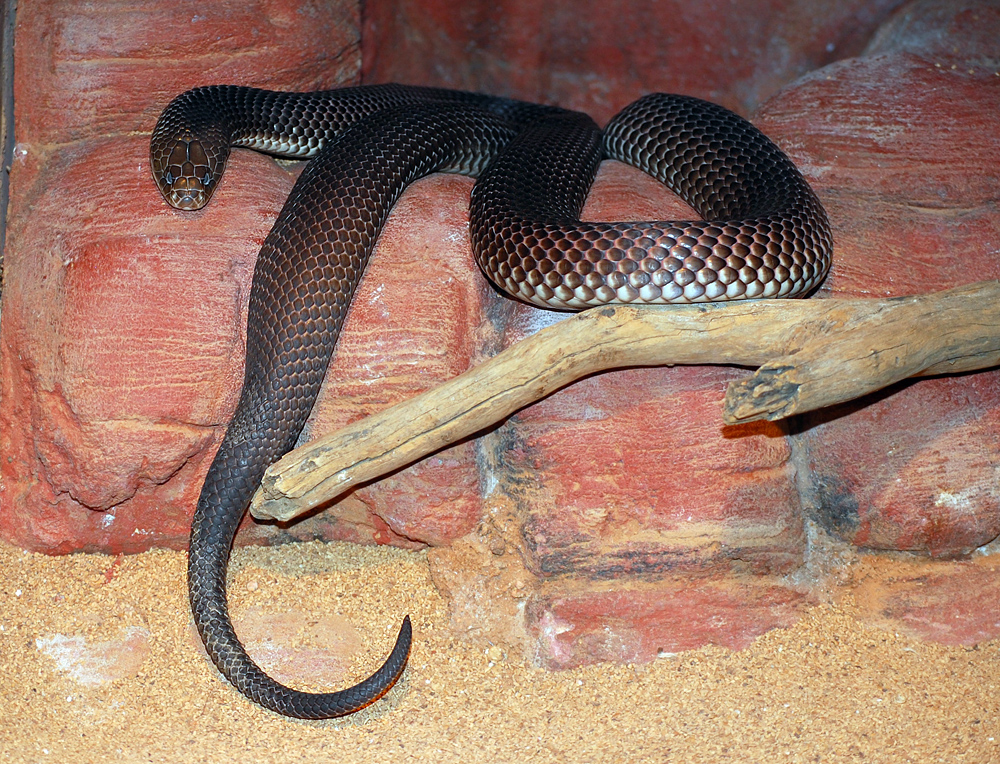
left=1, top=539, right=997, bottom=763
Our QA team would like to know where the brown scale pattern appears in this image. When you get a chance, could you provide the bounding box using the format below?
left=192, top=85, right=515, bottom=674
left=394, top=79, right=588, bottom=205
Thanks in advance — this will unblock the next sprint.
left=470, top=94, right=832, bottom=307
left=150, top=85, right=832, bottom=719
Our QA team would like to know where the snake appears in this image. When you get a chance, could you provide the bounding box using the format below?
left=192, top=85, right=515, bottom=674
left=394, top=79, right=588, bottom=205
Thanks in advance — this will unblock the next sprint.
left=150, top=83, right=832, bottom=719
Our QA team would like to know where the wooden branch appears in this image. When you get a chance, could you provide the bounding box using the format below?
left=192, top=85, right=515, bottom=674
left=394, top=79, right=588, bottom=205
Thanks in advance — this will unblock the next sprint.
left=250, top=280, right=1000, bottom=523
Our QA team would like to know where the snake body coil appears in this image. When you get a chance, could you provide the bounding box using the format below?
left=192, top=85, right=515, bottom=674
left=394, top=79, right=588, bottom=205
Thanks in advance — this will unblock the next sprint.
left=150, top=84, right=832, bottom=719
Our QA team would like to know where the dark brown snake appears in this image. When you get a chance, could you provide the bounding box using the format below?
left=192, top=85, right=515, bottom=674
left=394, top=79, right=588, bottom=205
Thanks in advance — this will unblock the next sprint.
left=150, top=83, right=832, bottom=719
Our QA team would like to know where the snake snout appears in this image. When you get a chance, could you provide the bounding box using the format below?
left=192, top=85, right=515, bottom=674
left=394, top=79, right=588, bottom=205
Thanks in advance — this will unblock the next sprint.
left=165, top=176, right=210, bottom=211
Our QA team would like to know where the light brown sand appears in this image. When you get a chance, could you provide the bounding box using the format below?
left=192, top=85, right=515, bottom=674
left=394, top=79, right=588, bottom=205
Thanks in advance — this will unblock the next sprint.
left=1, top=539, right=997, bottom=763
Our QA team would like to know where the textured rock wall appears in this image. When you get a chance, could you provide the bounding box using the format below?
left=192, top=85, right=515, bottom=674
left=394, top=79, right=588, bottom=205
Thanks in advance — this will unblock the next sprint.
left=1, top=0, right=998, bottom=666
left=362, top=0, right=904, bottom=121
left=0, top=0, right=361, bottom=552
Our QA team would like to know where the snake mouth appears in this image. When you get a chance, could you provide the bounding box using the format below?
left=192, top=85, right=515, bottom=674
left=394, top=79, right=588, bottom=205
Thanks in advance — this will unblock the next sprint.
left=159, top=173, right=211, bottom=210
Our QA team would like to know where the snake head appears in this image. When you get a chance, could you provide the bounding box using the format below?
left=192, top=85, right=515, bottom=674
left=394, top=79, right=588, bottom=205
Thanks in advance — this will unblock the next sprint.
left=151, top=88, right=233, bottom=211
left=150, top=133, right=229, bottom=211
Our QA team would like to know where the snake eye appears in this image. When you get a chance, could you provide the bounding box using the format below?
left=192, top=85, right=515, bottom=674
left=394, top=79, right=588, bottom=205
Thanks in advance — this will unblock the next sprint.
left=202, top=172, right=213, bottom=187
left=164, top=171, right=175, bottom=185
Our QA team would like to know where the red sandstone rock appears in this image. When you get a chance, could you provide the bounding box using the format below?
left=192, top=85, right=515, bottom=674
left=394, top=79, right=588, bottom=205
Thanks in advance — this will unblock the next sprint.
left=3, top=0, right=865, bottom=557
left=528, top=578, right=810, bottom=669
left=849, top=555, right=1000, bottom=647
left=804, top=376, right=1000, bottom=556
left=0, top=0, right=362, bottom=552
left=754, top=0, right=1000, bottom=556
left=510, top=368, right=805, bottom=578
left=362, top=0, right=904, bottom=122
left=2, top=0, right=999, bottom=670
